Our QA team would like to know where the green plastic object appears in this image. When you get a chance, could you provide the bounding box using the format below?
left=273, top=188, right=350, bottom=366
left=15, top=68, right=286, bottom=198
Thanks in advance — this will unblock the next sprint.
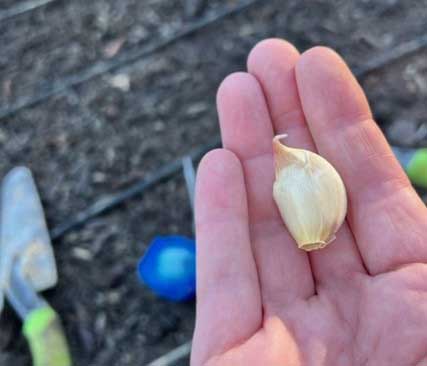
left=406, top=148, right=427, bottom=189
left=23, top=306, right=72, bottom=366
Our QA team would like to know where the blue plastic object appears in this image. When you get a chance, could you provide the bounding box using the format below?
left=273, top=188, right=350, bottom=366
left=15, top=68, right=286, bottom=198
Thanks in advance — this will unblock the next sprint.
left=138, top=236, right=196, bottom=302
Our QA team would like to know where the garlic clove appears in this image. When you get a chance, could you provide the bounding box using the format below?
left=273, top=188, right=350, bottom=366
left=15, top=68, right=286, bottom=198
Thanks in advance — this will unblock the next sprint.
left=272, top=134, right=347, bottom=251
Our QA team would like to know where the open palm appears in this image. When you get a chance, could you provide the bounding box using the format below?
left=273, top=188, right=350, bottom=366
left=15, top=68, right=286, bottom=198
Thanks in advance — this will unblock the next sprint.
left=191, top=39, right=427, bottom=366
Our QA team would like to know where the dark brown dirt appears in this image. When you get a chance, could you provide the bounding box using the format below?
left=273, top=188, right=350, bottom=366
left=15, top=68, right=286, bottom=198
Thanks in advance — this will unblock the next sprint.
left=0, top=1, right=426, bottom=365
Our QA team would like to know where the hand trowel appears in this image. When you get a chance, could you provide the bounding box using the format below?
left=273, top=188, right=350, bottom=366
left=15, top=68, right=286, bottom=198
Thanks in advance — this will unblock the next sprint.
left=0, top=167, right=71, bottom=366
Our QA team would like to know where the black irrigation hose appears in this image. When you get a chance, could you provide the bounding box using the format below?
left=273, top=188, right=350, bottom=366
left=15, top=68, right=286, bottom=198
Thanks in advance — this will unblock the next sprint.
left=50, top=138, right=221, bottom=240
left=0, top=0, right=56, bottom=22
left=0, top=0, right=264, bottom=120
left=354, top=34, right=427, bottom=78
left=50, top=33, right=427, bottom=240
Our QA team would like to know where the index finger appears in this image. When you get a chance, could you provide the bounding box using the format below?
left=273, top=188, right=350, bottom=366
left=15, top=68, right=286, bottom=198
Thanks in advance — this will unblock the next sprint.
left=192, top=149, right=261, bottom=365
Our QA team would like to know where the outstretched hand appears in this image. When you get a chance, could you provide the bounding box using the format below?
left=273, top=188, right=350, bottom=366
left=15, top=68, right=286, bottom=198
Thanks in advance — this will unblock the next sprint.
left=191, top=39, right=427, bottom=366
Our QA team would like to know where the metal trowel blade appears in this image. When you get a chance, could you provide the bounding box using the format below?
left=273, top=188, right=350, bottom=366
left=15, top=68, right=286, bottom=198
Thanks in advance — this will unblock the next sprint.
left=0, top=167, right=58, bottom=304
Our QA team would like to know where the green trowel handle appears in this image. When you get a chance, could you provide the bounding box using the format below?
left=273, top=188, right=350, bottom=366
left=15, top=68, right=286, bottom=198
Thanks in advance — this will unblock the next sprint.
left=23, top=306, right=72, bottom=366
left=406, top=148, right=427, bottom=189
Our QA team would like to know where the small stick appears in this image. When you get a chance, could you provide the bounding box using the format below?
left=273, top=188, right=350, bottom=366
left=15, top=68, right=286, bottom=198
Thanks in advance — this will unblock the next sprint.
left=147, top=341, right=192, bottom=366
left=182, top=156, right=196, bottom=212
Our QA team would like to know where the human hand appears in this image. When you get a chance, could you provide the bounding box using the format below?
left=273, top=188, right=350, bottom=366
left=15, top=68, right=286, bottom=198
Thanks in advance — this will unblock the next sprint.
left=191, top=39, right=427, bottom=366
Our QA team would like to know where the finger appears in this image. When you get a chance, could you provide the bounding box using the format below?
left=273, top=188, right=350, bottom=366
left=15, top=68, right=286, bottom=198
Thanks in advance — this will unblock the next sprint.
left=217, top=71, right=314, bottom=311
left=248, top=39, right=366, bottom=287
left=247, top=39, right=313, bottom=150
left=192, top=149, right=262, bottom=365
left=296, top=47, right=427, bottom=275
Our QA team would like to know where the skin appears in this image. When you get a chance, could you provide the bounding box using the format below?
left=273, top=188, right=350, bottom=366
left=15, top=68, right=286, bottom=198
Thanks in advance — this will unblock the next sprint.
left=190, top=39, right=427, bottom=366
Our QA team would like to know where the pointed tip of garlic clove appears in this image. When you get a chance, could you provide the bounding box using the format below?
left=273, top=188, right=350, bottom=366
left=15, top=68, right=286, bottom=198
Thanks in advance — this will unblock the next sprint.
left=272, top=135, right=347, bottom=252
left=272, top=134, right=308, bottom=177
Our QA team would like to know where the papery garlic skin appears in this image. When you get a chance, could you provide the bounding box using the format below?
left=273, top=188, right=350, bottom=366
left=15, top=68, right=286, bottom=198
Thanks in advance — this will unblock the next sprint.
left=272, top=134, right=347, bottom=251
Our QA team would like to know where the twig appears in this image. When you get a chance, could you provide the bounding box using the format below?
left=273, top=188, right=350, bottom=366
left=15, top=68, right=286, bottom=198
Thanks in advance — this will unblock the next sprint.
left=50, top=138, right=221, bottom=240
left=182, top=156, right=196, bottom=211
left=0, top=0, right=56, bottom=22
left=354, top=34, right=427, bottom=78
left=0, top=0, right=263, bottom=120
left=147, top=341, right=192, bottom=366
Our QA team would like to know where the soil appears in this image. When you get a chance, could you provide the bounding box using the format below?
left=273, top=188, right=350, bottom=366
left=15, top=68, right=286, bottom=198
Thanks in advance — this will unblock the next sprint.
left=0, top=0, right=426, bottom=365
